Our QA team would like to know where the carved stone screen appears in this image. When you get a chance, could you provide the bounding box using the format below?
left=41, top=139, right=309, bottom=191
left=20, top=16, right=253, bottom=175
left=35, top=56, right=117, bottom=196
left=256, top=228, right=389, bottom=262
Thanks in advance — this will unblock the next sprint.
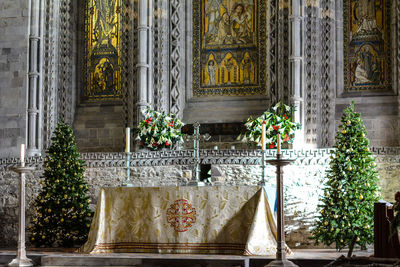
left=344, top=0, right=391, bottom=92
left=84, top=0, right=122, bottom=100
left=193, top=0, right=267, bottom=96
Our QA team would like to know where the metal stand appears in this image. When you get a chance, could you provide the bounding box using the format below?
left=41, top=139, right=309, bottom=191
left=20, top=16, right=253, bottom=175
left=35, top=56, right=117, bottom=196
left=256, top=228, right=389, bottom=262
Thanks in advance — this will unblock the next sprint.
left=186, top=122, right=210, bottom=186
left=9, top=163, right=35, bottom=267
left=122, top=152, right=133, bottom=187
left=265, top=154, right=298, bottom=267
left=258, top=149, right=266, bottom=186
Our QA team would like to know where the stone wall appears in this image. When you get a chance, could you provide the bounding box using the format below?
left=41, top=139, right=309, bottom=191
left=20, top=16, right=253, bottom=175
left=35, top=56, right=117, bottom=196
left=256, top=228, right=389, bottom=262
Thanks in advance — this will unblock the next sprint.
left=1, top=148, right=400, bottom=249
left=335, top=98, right=400, bottom=147
left=0, top=0, right=29, bottom=158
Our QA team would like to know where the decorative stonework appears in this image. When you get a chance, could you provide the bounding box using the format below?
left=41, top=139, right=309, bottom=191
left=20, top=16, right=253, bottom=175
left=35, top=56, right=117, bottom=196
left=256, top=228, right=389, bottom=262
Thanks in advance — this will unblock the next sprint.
left=320, top=0, right=335, bottom=147
left=121, top=0, right=135, bottom=129
left=304, top=3, right=320, bottom=145
left=169, top=0, right=184, bottom=117
left=58, top=0, right=75, bottom=124
left=153, top=0, right=169, bottom=113
left=267, top=0, right=278, bottom=102
left=42, top=0, right=60, bottom=150
left=277, top=1, right=290, bottom=103
left=302, top=0, right=336, bottom=147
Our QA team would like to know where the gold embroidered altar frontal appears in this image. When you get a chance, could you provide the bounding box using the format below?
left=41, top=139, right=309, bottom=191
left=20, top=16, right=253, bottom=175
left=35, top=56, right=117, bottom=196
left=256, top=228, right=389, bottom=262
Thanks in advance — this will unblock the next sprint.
left=80, top=186, right=278, bottom=255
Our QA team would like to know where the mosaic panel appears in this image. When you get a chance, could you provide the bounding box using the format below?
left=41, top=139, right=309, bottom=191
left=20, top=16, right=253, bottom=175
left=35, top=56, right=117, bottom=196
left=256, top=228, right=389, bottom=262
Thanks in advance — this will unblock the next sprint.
left=344, top=0, right=391, bottom=92
left=84, top=0, right=123, bottom=100
left=193, top=0, right=267, bottom=96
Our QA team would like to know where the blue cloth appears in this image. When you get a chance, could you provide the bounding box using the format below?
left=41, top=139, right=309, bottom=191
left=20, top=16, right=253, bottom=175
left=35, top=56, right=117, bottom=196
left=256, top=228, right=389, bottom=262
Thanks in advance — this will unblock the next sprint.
left=263, top=186, right=277, bottom=213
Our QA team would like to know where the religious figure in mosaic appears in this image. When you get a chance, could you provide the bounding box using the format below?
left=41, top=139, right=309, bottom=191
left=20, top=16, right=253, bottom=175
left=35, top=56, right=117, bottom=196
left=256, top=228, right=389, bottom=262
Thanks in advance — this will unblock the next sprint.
left=231, top=3, right=252, bottom=43
left=205, top=0, right=221, bottom=42
left=207, top=60, right=217, bottom=85
left=241, top=55, right=253, bottom=84
left=85, top=0, right=122, bottom=100
left=354, top=0, right=381, bottom=35
left=204, top=0, right=255, bottom=47
left=94, top=0, right=118, bottom=46
left=215, top=12, right=233, bottom=44
left=194, top=0, right=266, bottom=95
left=354, top=45, right=381, bottom=85
left=344, top=0, right=389, bottom=92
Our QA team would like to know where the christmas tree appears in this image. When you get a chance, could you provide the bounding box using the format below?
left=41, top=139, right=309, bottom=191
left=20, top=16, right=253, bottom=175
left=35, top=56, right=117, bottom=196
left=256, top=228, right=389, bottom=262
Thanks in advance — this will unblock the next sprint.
left=311, top=103, right=380, bottom=257
left=29, top=122, right=93, bottom=247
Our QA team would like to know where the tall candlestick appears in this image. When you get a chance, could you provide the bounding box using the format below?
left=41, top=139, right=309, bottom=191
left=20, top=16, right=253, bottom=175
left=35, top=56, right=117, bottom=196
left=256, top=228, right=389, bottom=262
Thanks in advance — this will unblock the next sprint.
left=125, top=127, right=130, bottom=153
left=20, top=144, right=25, bottom=164
left=277, top=134, right=281, bottom=155
left=261, top=124, right=266, bottom=150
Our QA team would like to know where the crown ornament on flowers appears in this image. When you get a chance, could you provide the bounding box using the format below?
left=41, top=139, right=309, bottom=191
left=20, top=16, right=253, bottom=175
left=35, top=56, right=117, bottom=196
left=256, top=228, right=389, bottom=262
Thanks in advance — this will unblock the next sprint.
left=238, top=102, right=301, bottom=148
left=136, top=106, right=185, bottom=150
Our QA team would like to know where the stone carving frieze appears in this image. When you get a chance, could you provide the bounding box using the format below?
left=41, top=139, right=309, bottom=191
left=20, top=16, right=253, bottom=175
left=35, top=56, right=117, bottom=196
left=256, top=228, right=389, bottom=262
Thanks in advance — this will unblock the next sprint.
left=2, top=148, right=397, bottom=171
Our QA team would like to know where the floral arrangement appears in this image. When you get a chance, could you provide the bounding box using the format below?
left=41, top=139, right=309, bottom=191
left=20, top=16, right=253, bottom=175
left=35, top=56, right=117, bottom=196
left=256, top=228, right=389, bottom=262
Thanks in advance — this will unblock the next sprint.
left=136, top=106, right=184, bottom=150
left=238, top=102, right=301, bottom=148
left=390, top=191, right=400, bottom=240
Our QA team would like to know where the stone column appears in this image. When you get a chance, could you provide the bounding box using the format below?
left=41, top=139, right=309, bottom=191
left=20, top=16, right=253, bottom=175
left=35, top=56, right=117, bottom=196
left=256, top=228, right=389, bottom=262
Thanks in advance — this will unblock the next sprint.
left=27, top=0, right=43, bottom=156
left=147, top=0, right=154, bottom=106
left=136, top=0, right=151, bottom=121
left=289, top=0, right=305, bottom=148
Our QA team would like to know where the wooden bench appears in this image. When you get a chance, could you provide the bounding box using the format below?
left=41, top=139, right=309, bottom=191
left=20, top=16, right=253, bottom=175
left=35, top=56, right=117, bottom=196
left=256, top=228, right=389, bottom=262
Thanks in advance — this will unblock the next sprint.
left=374, top=202, right=400, bottom=258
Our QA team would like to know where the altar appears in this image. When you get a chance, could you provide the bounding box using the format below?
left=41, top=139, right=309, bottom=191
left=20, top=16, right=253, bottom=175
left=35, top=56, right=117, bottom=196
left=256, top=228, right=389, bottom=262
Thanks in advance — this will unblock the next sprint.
left=80, top=186, right=278, bottom=255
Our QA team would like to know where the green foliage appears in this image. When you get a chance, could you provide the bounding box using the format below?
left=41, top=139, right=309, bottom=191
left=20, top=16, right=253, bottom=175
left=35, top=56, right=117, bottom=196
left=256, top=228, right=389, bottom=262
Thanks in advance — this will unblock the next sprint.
left=311, top=103, right=380, bottom=252
left=29, top=122, right=93, bottom=247
left=238, top=102, right=301, bottom=148
left=136, top=106, right=185, bottom=150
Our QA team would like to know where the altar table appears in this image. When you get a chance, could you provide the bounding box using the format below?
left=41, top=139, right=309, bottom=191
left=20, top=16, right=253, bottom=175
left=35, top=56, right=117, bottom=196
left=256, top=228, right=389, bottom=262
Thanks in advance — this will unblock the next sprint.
left=80, top=186, right=278, bottom=255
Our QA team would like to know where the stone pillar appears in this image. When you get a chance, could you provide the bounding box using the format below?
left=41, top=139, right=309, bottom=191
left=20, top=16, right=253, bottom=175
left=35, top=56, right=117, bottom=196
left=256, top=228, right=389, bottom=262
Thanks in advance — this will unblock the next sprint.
left=136, top=0, right=151, bottom=121
left=147, top=0, right=154, bottom=106
left=27, top=0, right=43, bottom=156
left=289, top=0, right=305, bottom=148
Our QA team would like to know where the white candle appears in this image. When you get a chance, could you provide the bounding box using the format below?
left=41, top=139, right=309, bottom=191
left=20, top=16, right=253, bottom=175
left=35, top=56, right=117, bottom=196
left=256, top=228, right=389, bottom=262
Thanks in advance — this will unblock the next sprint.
left=125, top=127, right=130, bottom=153
left=261, top=123, right=266, bottom=150
left=277, top=134, right=281, bottom=155
left=20, top=144, right=25, bottom=164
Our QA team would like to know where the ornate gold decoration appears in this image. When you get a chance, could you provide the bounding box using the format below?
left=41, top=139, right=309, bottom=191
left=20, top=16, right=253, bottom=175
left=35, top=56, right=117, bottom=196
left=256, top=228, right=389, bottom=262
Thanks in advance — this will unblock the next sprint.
left=166, top=199, right=197, bottom=232
left=84, top=0, right=122, bottom=100
left=344, top=0, right=391, bottom=92
left=193, top=0, right=267, bottom=96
